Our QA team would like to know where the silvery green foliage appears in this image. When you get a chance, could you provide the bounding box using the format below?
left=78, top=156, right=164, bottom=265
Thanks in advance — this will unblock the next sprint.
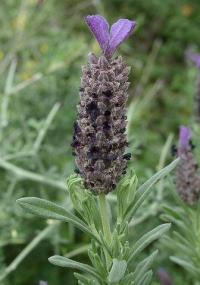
left=161, top=185, right=200, bottom=282
left=17, top=159, right=178, bottom=285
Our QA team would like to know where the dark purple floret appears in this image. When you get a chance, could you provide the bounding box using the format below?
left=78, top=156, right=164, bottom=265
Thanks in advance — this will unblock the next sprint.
left=171, top=144, right=177, bottom=157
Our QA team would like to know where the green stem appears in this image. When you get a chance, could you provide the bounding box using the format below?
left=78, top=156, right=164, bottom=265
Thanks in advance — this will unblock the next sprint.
left=99, top=194, right=112, bottom=268
left=99, top=194, right=112, bottom=245
left=0, top=158, right=66, bottom=191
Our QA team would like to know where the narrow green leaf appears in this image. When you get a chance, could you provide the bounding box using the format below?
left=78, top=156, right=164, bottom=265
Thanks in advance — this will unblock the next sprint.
left=124, top=158, right=179, bottom=222
left=133, top=250, right=158, bottom=284
left=17, top=197, right=96, bottom=239
left=74, top=273, right=100, bottom=285
left=138, top=270, right=153, bottom=285
left=112, top=229, right=122, bottom=258
left=120, top=272, right=134, bottom=285
left=117, top=173, right=138, bottom=223
left=74, top=272, right=91, bottom=284
left=170, top=256, right=200, bottom=277
left=49, top=255, right=101, bottom=280
left=160, top=213, right=193, bottom=239
left=162, top=205, right=184, bottom=220
left=107, top=259, right=127, bottom=283
left=88, top=249, right=107, bottom=278
left=128, top=224, right=170, bottom=263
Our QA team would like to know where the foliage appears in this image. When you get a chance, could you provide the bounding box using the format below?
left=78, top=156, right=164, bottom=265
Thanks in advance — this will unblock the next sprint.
left=161, top=173, right=200, bottom=284
left=17, top=159, right=178, bottom=284
left=0, top=0, right=200, bottom=284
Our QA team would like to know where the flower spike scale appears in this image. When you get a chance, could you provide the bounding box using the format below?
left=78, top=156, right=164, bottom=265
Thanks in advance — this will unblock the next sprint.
left=72, top=15, right=136, bottom=194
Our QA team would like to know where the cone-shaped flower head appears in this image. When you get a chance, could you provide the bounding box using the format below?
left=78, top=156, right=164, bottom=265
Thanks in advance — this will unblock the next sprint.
left=72, top=15, right=136, bottom=194
left=176, top=126, right=200, bottom=204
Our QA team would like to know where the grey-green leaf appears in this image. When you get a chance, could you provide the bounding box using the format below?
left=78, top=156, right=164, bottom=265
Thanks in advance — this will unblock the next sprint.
left=108, top=259, right=127, bottom=283
left=124, top=158, right=179, bottom=222
left=170, top=256, right=199, bottom=277
left=128, top=223, right=170, bottom=263
left=138, top=270, right=153, bottom=285
left=133, top=250, right=158, bottom=284
left=17, top=197, right=95, bottom=239
left=49, top=255, right=101, bottom=280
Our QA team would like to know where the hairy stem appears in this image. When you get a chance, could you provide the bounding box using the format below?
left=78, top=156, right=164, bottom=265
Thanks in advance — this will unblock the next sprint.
left=98, top=194, right=112, bottom=268
left=99, top=194, right=112, bottom=244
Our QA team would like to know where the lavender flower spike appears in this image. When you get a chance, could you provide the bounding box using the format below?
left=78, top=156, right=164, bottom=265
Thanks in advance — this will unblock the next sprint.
left=176, top=126, right=200, bottom=204
left=85, top=15, right=136, bottom=58
left=72, top=15, right=134, bottom=194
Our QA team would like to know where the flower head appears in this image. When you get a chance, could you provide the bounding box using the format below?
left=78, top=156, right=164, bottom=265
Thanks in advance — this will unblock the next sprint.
left=72, top=15, right=134, bottom=194
left=176, top=126, right=200, bottom=204
left=85, top=15, right=136, bottom=58
left=186, top=50, right=200, bottom=69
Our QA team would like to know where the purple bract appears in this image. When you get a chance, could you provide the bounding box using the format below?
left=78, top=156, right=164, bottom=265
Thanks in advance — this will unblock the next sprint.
left=85, top=15, right=136, bottom=58
left=179, top=126, right=192, bottom=151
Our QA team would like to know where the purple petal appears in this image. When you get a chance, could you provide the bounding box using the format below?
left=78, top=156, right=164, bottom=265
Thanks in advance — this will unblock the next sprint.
left=85, top=15, right=110, bottom=52
left=105, top=19, right=136, bottom=57
left=187, top=51, right=200, bottom=69
left=179, top=126, right=192, bottom=150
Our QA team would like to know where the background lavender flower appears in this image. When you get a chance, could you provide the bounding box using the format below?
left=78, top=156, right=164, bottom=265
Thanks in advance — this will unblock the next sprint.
left=176, top=126, right=200, bottom=204
left=72, top=15, right=136, bottom=194
left=187, top=50, right=200, bottom=122
left=157, top=268, right=174, bottom=285
left=187, top=51, right=200, bottom=69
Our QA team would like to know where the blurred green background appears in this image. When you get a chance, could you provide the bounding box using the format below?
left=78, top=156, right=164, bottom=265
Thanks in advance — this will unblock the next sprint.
left=0, top=0, right=200, bottom=284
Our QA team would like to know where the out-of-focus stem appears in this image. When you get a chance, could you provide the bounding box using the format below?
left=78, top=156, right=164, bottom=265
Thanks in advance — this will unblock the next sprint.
left=0, top=158, right=66, bottom=191
left=0, top=224, right=57, bottom=282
